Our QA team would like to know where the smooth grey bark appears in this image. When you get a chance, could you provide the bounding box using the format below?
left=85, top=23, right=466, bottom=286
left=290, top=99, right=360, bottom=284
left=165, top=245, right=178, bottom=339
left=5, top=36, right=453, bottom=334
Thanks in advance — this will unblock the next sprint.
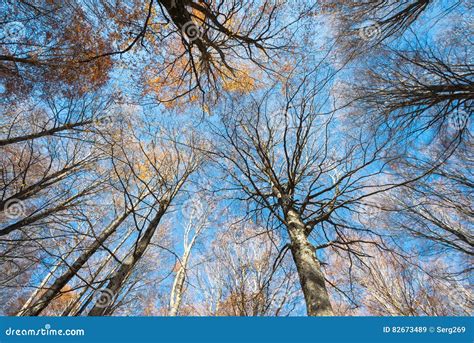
left=61, top=227, right=135, bottom=316
left=168, top=251, right=190, bottom=316
left=16, top=259, right=63, bottom=316
left=168, top=215, right=205, bottom=316
left=88, top=207, right=166, bottom=316
left=17, top=210, right=131, bottom=316
left=286, top=209, right=334, bottom=316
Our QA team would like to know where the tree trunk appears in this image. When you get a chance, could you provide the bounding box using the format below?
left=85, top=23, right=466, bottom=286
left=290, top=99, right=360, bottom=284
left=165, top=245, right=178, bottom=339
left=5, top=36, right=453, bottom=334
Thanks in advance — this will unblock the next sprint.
left=16, top=259, right=62, bottom=316
left=286, top=209, right=334, bottom=316
left=88, top=208, right=165, bottom=316
left=0, top=120, right=93, bottom=147
left=1, top=189, right=89, bottom=236
left=61, top=227, right=135, bottom=316
left=18, top=211, right=131, bottom=316
left=0, top=164, right=80, bottom=213
left=168, top=252, right=190, bottom=316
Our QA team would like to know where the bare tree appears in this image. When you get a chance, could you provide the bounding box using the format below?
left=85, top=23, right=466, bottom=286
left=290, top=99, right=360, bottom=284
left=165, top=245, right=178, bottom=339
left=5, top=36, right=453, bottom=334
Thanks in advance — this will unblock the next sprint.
left=194, top=221, right=299, bottom=316
left=1, top=0, right=300, bottom=102
left=209, top=65, right=424, bottom=315
left=370, top=143, right=473, bottom=262
left=168, top=195, right=213, bottom=316
left=87, top=125, right=204, bottom=316
left=326, top=243, right=473, bottom=316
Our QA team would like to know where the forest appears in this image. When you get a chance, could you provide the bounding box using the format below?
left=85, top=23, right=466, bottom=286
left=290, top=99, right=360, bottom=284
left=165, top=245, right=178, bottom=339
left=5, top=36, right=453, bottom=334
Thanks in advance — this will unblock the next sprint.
left=0, top=0, right=472, bottom=317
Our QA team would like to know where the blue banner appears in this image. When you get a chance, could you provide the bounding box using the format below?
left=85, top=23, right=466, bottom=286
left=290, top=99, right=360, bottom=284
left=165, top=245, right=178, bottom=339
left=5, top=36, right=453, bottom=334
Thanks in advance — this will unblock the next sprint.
left=0, top=316, right=472, bottom=343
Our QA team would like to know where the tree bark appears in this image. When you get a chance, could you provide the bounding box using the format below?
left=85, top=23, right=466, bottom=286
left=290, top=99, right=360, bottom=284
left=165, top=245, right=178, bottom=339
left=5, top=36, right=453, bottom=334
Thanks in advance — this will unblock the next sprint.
left=1, top=189, right=90, bottom=236
left=168, top=251, right=190, bottom=316
left=16, top=259, right=62, bottom=316
left=0, top=120, right=93, bottom=147
left=17, top=210, right=131, bottom=316
left=88, top=208, right=165, bottom=316
left=0, top=164, right=80, bottom=213
left=286, top=209, right=334, bottom=316
left=61, top=227, right=135, bottom=316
